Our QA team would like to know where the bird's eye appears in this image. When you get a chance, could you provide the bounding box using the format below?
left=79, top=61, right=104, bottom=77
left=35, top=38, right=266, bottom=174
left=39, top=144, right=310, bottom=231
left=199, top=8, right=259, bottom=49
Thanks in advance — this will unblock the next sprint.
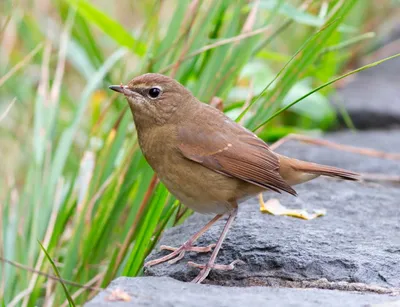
left=148, top=87, right=161, bottom=99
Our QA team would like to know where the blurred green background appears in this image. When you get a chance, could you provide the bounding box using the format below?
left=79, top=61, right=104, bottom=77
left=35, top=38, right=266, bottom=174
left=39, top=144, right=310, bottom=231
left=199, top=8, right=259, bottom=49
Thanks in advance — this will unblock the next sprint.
left=1, top=0, right=399, bottom=305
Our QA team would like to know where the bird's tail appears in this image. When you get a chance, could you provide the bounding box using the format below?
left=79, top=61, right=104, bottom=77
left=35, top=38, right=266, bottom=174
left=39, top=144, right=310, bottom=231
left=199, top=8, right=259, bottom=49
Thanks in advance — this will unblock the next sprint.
left=278, top=154, right=360, bottom=186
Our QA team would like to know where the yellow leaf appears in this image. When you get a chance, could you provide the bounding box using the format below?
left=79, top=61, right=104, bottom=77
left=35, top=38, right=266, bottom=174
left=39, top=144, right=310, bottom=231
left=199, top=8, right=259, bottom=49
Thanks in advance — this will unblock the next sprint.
left=259, top=195, right=326, bottom=220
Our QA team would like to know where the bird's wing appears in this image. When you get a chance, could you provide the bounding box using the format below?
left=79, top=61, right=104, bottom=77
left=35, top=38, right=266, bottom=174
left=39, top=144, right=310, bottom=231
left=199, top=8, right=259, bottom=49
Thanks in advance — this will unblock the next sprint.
left=177, top=107, right=297, bottom=196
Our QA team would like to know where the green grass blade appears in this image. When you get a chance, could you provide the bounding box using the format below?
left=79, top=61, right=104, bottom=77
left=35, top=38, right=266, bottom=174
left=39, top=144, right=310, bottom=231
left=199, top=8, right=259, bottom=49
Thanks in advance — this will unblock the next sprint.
left=235, top=19, right=340, bottom=123
left=258, top=0, right=355, bottom=32
left=45, top=48, right=127, bottom=217
left=254, top=53, right=400, bottom=130
left=248, top=5, right=355, bottom=129
left=68, top=0, right=146, bottom=55
left=38, top=241, right=76, bottom=307
left=122, top=183, right=169, bottom=276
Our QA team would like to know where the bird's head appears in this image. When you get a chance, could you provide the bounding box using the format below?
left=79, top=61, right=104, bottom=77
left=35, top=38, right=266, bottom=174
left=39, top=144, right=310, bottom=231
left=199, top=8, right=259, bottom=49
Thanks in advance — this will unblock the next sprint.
left=109, top=73, right=193, bottom=126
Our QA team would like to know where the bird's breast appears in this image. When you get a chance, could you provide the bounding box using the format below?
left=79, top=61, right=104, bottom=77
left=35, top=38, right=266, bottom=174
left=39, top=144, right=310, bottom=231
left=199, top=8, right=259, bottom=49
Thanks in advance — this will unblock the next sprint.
left=136, top=125, right=265, bottom=215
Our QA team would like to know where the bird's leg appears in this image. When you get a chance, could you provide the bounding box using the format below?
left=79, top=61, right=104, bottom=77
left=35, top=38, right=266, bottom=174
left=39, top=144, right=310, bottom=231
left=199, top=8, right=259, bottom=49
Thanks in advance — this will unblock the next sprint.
left=144, top=214, right=223, bottom=267
left=189, top=207, right=239, bottom=284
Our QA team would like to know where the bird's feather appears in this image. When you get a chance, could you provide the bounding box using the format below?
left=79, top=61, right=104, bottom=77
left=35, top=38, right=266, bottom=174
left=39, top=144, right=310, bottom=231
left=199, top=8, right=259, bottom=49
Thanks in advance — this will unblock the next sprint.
left=177, top=105, right=297, bottom=196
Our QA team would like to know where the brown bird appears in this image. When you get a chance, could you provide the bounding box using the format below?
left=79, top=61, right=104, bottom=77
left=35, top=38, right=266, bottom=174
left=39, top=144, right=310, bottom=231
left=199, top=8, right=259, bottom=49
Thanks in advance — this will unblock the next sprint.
left=109, top=73, right=359, bottom=283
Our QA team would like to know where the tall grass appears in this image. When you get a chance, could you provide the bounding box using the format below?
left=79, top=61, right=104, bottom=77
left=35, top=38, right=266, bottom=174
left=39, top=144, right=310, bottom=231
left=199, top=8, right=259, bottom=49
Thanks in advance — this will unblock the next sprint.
left=1, top=0, right=399, bottom=305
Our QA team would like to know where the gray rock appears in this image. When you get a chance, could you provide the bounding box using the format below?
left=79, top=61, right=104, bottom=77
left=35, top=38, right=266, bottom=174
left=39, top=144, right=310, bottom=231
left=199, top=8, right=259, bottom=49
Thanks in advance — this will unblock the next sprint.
left=86, top=277, right=399, bottom=307
left=334, top=56, right=400, bottom=129
left=145, top=130, right=400, bottom=289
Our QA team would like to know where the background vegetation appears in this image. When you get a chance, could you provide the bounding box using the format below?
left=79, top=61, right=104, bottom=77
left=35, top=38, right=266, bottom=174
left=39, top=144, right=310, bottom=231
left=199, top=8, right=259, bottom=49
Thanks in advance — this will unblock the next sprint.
left=1, top=0, right=399, bottom=305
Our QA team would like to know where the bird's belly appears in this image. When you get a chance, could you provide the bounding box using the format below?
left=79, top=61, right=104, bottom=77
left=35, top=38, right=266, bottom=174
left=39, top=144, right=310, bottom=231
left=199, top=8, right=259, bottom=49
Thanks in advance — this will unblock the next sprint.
left=156, top=158, right=243, bottom=215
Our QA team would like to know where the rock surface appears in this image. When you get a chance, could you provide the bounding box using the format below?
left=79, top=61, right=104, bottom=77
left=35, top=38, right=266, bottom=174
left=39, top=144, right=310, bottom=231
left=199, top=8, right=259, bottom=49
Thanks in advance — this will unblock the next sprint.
left=334, top=56, right=400, bottom=129
left=144, top=130, right=400, bottom=289
left=86, top=277, right=400, bottom=307
left=88, top=130, right=400, bottom=307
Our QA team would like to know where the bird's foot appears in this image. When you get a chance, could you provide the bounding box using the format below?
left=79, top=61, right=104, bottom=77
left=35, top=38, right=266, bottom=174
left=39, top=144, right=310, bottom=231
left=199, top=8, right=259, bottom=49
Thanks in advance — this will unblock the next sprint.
left=188, top=259, right=244, bottom=284
left=144, top=242, right=216, bottom=267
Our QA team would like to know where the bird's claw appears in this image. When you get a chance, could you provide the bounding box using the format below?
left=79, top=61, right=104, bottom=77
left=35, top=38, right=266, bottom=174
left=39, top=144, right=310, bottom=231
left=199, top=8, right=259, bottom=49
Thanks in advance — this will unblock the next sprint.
left=144, top=243, right=216, bottom=267
left=160, top=243, right=216, bottom=253
left=189, top=259, right=245, bottom=283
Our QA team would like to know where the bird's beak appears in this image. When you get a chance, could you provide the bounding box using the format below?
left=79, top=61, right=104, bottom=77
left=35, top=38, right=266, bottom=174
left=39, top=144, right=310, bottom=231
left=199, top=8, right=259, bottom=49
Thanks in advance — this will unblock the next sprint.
left=109, top=85, right=135, bottom=96
left=109, top=85, right=125, bottom=93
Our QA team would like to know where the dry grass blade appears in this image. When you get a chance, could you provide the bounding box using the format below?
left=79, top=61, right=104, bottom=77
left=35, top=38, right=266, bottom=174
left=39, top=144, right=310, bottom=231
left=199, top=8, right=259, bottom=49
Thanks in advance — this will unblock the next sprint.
left=160, top=25, right=271, bottom=74
left=0, top=15, right=12, bottom=41
left=0, top=97, right=16, bottom=122
left=85, top=174, right=114, bottom=223
left=0, top=43, right=43, bottom=87
left=50, top=10, right=76, bottom=104
left=8, top=288, right=34, bottom=307
left=0, top=256, right=103, bottom=292
left=22, top=179, right=64, bottom=307
left=238, top=81, right=254, bottom=125
left=242, top=0, right=260, bottom=33
left=269, top=133, right=400, bottom=160
left=20, top=39, right=53, bottom=307
left=169, top=0, right=201, bottom=77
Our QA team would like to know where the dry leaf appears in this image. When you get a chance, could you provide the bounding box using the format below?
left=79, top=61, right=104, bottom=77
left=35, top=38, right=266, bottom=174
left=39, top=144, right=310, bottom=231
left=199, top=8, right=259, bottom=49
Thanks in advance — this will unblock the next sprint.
left=105, top=288, right=132, bottom=302
left=259, top=195, right=326, bottom=220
